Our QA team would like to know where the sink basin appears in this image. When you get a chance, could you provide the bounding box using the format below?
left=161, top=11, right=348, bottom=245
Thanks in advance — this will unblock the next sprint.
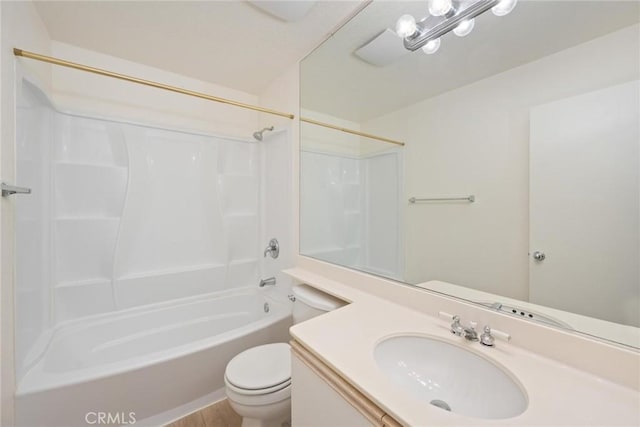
left=374, top=335, right=527, bottom=419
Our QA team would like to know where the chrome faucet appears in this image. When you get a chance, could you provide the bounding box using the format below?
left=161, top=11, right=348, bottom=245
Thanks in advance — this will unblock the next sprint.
left=259, top=277, right=276, bottom=287
left=450, top=315, right=478, bottom=341
left=439, top=312, right=511, bottom=347
left=263, top=238, right=279, bottom=259
left=480, top=325, right=495, bottom=346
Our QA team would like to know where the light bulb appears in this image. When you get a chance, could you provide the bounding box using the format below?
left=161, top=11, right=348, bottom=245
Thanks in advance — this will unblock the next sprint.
left=492, top=0, right=517, bottom=16
left=395, top=14, right=417, bottom=38
left=428, top=0, right=453, bottom=17
left=421, top=38, right=441, bottom=54
left=453, top=18, right=475, bottom=37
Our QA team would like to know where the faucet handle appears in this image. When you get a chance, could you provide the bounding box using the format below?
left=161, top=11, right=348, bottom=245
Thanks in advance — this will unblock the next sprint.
left=480, top=325, right=495, bottom=347
left=438, top=312, right=464, bottom=335
left=480, top=325, right=511, bottom=347
left=263, top=238, right=279, bottom=259
left=450, top=315, right=464, bottom=336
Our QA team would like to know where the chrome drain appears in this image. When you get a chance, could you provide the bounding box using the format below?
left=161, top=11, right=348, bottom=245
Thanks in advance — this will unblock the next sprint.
left=430, top=399, right=451, bottom=412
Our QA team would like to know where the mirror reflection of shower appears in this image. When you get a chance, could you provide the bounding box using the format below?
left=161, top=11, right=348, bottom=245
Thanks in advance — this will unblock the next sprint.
left=253, top=126, right=274, bottom=141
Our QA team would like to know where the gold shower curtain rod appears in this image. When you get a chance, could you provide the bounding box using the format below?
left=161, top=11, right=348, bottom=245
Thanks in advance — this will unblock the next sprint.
left=300, top=117, right=405, bottom=146
left=13, top=48, right=295, bottom=119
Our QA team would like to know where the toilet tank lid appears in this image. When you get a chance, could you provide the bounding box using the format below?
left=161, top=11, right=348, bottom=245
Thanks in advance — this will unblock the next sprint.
left=292, top=284, right=346, bottom=311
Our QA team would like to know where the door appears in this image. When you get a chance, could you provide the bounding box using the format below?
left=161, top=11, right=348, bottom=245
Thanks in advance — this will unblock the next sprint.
left=529, top=81, right=639, bottom=326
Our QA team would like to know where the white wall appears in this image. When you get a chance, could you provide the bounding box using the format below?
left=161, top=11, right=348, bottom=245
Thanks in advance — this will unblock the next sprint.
left=257, top=64, right=299, bottom=302
left=1, top=2, right=52, bottom=424
left=50, top=42, right=259, bottom=139
left=363, top=25, right=640, bottom=303
left=259, top=128, right=294, bottom=299
left=301, top=108, right=400, bottom=158
left=301, top=109, right=362, bottom=156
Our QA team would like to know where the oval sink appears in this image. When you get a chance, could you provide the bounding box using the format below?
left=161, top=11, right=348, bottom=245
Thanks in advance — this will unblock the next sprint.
left=374, top=335, right=527, bottom=419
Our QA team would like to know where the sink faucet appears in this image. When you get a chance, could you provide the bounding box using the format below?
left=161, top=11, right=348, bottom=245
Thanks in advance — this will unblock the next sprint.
left=450, top=315, right=478, bottom=341
left=439, top=312, right=511, bottom=347
left=259, top=277, right=276, bottom=287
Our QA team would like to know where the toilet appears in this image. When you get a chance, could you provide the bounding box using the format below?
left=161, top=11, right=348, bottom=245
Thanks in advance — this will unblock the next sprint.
left=224, top=284, right=345, bottom=427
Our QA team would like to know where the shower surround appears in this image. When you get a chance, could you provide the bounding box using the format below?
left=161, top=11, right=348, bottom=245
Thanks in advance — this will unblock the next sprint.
left=14, top=80, right=292, bottom=426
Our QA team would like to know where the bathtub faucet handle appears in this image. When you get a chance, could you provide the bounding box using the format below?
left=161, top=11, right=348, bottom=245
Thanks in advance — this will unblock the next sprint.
left=259, top=277, right=276, bottom=287
left=264, top=238, right=279, bottom=259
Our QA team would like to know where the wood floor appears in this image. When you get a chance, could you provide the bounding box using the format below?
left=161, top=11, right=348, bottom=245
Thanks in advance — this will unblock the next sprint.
left=166, top=399, right=242, bottom=427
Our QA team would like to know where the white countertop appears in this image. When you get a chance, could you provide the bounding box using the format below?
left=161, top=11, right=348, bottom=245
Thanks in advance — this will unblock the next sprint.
left=286, top=269, right=640, bottom=426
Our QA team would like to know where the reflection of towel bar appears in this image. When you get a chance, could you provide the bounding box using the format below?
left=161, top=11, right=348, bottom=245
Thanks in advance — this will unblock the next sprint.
left=409, top=195, right=475, bottom=203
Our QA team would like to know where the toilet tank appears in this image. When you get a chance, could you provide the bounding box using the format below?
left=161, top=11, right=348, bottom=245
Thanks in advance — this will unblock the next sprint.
left=292, top=284, right=346, bottom=324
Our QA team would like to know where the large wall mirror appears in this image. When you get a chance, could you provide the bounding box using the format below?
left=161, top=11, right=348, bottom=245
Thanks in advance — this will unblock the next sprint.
left=299, top=0, right=640, bottom=347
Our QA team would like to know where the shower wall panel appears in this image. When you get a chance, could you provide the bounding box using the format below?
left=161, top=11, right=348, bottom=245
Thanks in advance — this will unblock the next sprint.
left=15, top=81, right=262, bottom=379
left=15, top=81, right=53, bottom=381
left=299, top=149, right=402, bottom=279
left=300, top=151, right=363, bottom=267
left=52, top=115, right=127, bottom=321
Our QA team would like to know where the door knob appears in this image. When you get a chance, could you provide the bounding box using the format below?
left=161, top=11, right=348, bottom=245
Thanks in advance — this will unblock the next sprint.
left=532, top=251, right=546, bottom=261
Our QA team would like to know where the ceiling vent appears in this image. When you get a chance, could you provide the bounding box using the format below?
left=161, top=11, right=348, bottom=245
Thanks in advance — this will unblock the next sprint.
left=354, top=29, right=410, bottom=67
left=248, top=1, right=317, bottom=22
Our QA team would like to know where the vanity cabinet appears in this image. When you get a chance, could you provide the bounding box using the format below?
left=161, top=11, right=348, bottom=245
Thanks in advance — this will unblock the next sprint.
left=291, top=341, right=401, bottom=427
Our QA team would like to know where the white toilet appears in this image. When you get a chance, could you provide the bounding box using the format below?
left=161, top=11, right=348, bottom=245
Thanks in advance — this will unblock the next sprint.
left=224, top=284, right=345, bottom=427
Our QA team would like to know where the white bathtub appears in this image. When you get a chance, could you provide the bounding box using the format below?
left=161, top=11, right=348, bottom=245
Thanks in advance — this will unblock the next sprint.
left=15, top=288, right=292, bottom=427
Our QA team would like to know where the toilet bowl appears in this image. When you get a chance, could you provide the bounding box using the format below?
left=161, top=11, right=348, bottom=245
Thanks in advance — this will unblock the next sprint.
left=224, top=285, right=345, bottom=427
left=224, top=343, right=291, bottom=427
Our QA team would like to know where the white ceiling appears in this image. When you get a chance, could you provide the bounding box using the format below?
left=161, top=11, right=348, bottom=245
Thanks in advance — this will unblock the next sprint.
left=301, top=1, right=640, bottom=122
left=33, top=0, right=362, bottom=95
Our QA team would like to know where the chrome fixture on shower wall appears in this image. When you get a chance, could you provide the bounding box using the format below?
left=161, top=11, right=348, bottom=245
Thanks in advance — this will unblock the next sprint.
left=259, top=277, right=277, bottom=287
left=1, top=182, right=31, bottom=197
left=264, top=238, right=279, bottom=258
left=253, top=126, right=274, bottom=141
left=395, top=0, right=517, bottom=55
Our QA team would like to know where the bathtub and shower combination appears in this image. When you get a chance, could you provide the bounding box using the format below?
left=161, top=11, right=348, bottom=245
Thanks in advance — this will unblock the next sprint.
left=14, top=80, right=292, bottom=426
left=16, top=289, right=291, bottom=426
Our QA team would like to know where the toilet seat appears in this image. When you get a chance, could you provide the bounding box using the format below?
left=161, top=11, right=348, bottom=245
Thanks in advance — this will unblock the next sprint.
left=224, top=343, right=291, bottom=398
left=225, top=375, right=291, bottom=395
left=225, top=381, right=291, bottom=406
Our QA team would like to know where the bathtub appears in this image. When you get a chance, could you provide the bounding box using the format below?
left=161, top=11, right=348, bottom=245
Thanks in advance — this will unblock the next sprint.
left=15, top=288, right=292, bottom=427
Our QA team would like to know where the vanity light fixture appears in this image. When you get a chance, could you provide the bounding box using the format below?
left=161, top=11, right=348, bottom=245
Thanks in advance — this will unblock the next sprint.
left=452, top=18, right=475, bottom=37
left=396, top=0, right=517, bottom=54
left=422, top=38, right=441, bottom=54
left=428, top=0, right=454, bottom=17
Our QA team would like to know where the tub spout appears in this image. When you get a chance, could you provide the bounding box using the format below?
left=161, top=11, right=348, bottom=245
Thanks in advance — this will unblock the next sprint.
left=259, top=277, right=276, bottom=287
